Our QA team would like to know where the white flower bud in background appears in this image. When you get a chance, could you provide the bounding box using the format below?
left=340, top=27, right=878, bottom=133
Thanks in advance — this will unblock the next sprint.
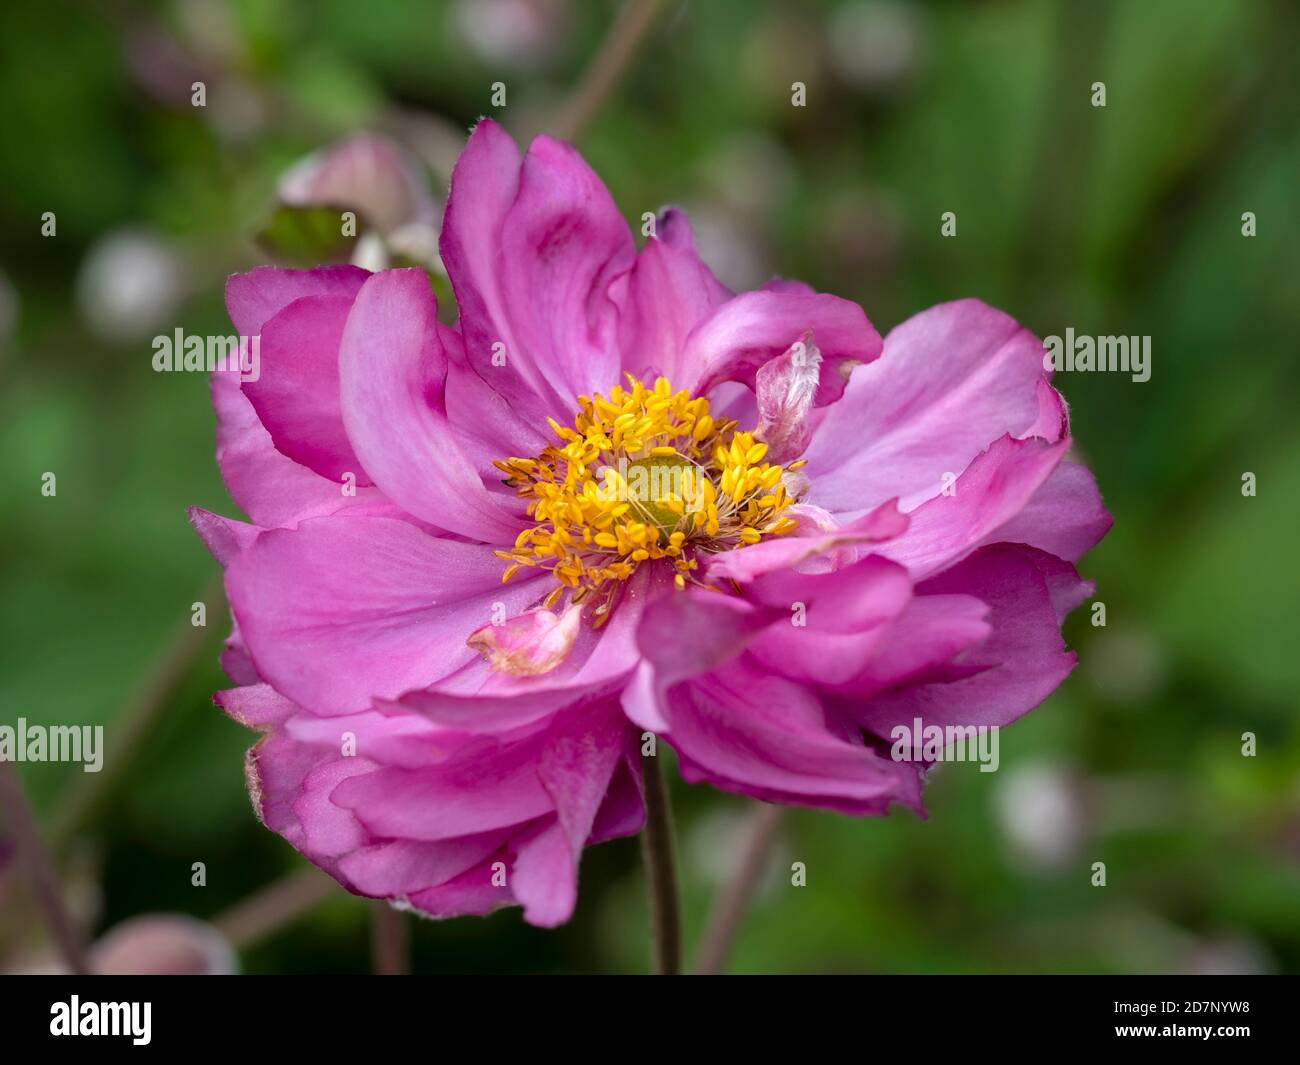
left=75, top=230, right=186, bottom=345
left=90, top=914, right=238, bottom=976
left=994, top=761, right=1089, bottom=871
left=827, top=0, right=925, bottom=93
left=1183, top=932, right=1276, bottom=975
left=454, top=0, right=570, bottom=70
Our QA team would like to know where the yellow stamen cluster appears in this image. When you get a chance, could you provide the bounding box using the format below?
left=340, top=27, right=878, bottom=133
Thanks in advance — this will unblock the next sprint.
left=493, top=374, right=805, bottom=623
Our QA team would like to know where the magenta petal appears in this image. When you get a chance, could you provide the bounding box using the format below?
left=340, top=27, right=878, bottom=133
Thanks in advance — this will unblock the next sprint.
left=827, top=592, right=993, bottom=698
left=875, top=433, right=1070, bottom=580
left=225, top=516, right=547, bottom=716
left=804, top=298, right=1059, bottom=514
left=392, top=565, right=664, bottom=735
left=974, top=460, right=1112, bottom=562
left=495, top=703, right=631, bottom=928
left=188, top=506, right=259, bottom=566
left=335, top=834, right=509, bottom=898
left=511, top=822, right=577, bottom=927
left=854, top=544, right=1090, bottom=735
left=210, top=371, right=391, bottom=528
left=703, top=498, right=909, bottom=583
left=242, top=294, right=370, bottom=484
left=745, top=556, right=915, bottom=685
left=214, top=683, right=295, bottom=730
left=441, top=121, right=635, bottom=419
left=618, top=208, right=731, bottom=383
left=685, top=289, right=883, bottom=405
left=338, top=269, right=523, bottom=543
left=225, top=265, right=369, bottom=338
left=244, top=731, right=369, bottom=858
left=658, top=659, right=921, bottom=815
left=406, top=860, right=513, bottom=920
left=329, top=739, right=554, bottom=842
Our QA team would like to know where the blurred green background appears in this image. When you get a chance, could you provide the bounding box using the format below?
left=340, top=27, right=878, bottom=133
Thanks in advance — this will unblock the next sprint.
left=1, top=0, right=1297, bottom=974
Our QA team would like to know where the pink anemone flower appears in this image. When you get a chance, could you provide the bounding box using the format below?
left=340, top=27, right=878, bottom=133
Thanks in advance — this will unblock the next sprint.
left=192, top=119, right=1109, bottom=926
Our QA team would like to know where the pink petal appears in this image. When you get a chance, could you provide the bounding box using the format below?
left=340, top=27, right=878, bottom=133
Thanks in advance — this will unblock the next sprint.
left=874, top=433, right=1070, bottom=580
left=803, top=298, right=1060, bottom=514
left=210, top=370, right=391, bottom=529
left=655, top=658, right=921, bottom=816
left=242, top=294, right=370, bottom=484
left=617, top=208, right=731, bottom=383
left=335, top=833, right=510, bottom=898
left=188, top=506, right=260, bottom=565
left=853, top=544, right=1090, bottom=735
left=973, top=460, right=1112, bottom=562
left=685, top=288, right=883, bottom=405
left=441, top=120, right=634, bottom=420
left=338, top=268, right=524, bottom=543
left=214, top=682, right=295, bottom=730
left=329, top=735, right=555, bottom=842
left=702, top=498, right=909, bottom=583
left=225, top=265, right=369, bottom=338
left=391, top=564, right=667, bottom=735
left=225, top=515, right=547, bottom=716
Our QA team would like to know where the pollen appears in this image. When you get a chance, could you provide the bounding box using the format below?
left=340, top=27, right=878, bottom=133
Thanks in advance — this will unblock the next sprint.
left=492, top=374, right=803, bottom=624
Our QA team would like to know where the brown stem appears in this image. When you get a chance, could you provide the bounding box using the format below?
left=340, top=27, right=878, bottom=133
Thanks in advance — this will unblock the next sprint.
left=370, top=901, right=410, bottom=975
left=549, top=0, right=668, bottom=143
left=213, top=866, right=339, bottom=950
left=49, top=573, right=226, bottom=848
left=693, top=803, right=784, bottom=974
left=640, top=752, right=681, bottom=974
left=0, top=760, right=91, bottom=973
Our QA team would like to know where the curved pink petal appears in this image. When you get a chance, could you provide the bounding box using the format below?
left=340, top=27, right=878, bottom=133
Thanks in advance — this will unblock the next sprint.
left=225, top=265, right=369, bottom=338
left=684, top=289, right=883, bottom=405
left=329, top=739, right=555, bottom=842
left=189, top=506, right=259, bottom=566
left=391, top=566, right=666, bottom=736
left=441, top=120, right=634, bottom=421
left=210, top=370, right=392, bottom=528
left=823, top=592, right=993, bottom=699
left=242, top=294, right=370, bottom=484
left=214, top=682, right=295, bottom=730
left=617, top=208, right=732, bottom=383
left=874, top=433, right=1070, bottom=580
left=336, top=834, right=511, bottom=899
left=647, top=658, right=922, bottom=816
left=225, top=515, right=547, bottom=716
left=702, top=498, right=908, bottom=583
left=973, top=459, right=1112, bottom=562
left=803, top=298, right=1059, bottom=514
left=338, top=268, right=524, bottom=543
left=851, top=544, right=1091, bottom=736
